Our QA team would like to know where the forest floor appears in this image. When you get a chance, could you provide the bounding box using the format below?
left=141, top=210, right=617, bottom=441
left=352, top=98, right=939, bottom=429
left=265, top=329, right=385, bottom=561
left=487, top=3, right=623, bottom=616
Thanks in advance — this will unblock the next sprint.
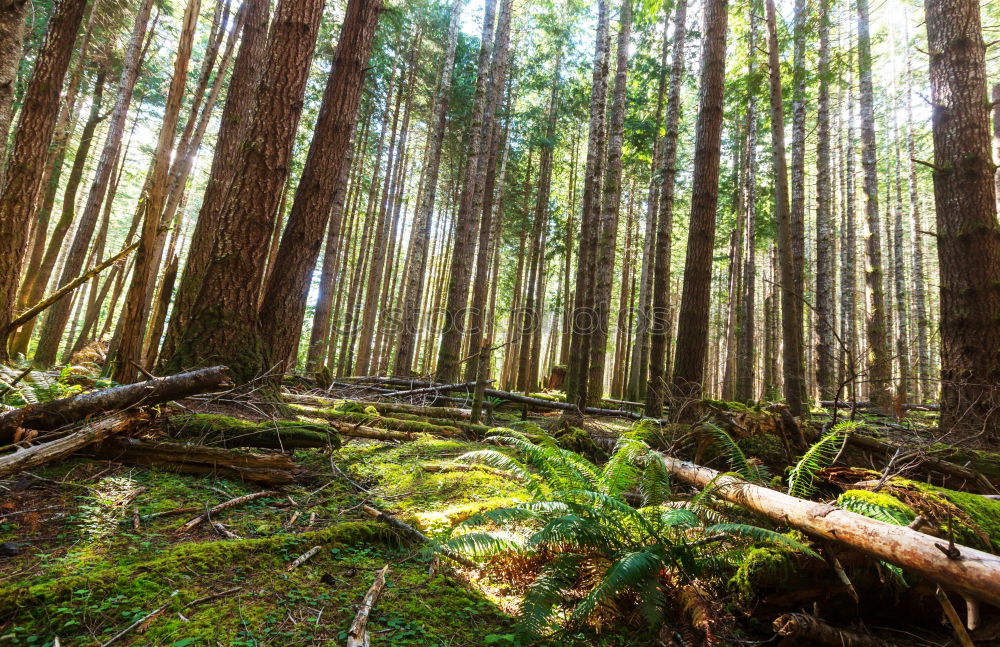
left=2, top=368, right=1000, bottom=646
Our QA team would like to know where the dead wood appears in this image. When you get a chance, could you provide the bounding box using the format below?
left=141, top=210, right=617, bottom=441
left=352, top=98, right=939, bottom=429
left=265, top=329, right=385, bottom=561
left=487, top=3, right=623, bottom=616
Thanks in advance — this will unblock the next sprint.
left=282, top=392, right=474, bottom=420
left=772, top=613, right=896, bottom=647
left=291, top=405, right=465, bottom=437
left=287, top=545, right=321, bottom=570
left=846, top=433, right=997, bottom=493
left=178, top=490, right=277, bottom=533
left=654, top=452, right=1000, bottom=607
left=362, top=504, right=477, bottom=568
left=820, top=400, right=939, bottom=411
left=0, top=412, right=141, bottom=479
left=346, top=565, right=389, bottom=647
left=0, top=366, right=231, bottom=444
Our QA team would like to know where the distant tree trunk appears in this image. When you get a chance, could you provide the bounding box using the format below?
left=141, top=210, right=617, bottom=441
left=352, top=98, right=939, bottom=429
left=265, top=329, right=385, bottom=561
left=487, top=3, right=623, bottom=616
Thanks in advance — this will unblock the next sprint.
left=163, top=0, right=325, bottom=384
left=463, top=0, right=513, bottom=381
left=559, top=130, right=579, bottom=367
left=891, top=117, right=910, bottom=402
left=924, top=0, right=1000, bottom=436
left=668, top=0, right=728, bottom=414
left=110, top=0, right=200, bottom=384
left=586, top=0, right=632, bottom=406
left=907, top=40, right=931, bottom=402
left=645, top=0, right=687, bottom=416
left=839, top=29, right=858, bottom=398
left=501, top=208, right=528, bottom=389
left=518, top=144, right=554, bottom=393
left=856, top=0, right=891, bottom=406
left=790, top=0, right=807, bottom=336
left=31, top=0, right=154, bottom=367
left=0, top=0, right=87, bottom=360
left=9, top=67, right=107, bottom=357
left=158, top=0, right=270, bottom=366
left=0, top=0, right=27, bottom=156
left=258, top=0, right=382, bottom=376
left=565, top=0, right=610, bottom=410
left=734, top=8, right=758, bottom=402
left=394, top=0, right=461, bottom=376
left=434, top=0, right=497, bottom=382
left=814, top=0, right=835, bottom=400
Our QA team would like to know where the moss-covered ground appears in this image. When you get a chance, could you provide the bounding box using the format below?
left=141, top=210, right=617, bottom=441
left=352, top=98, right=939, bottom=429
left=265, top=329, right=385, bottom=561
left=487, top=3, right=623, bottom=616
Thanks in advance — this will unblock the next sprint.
left=0, top=434, right=634, bottom=647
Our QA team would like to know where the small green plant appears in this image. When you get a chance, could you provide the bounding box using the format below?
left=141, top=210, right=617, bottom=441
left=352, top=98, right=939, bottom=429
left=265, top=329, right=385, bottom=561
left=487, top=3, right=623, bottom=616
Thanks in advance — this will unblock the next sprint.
left=787, top=420, right=863, bottom=498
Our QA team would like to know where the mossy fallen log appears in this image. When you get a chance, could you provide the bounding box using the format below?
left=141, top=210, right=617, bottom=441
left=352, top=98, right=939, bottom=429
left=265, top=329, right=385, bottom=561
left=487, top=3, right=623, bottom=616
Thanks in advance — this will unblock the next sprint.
left=282, top=392, right=474, bottom=420
left=166, top=413, right=340, bottom=450
left=86, top=437, right=299, bottom=485
left=288, top=404, right=464, bottom=438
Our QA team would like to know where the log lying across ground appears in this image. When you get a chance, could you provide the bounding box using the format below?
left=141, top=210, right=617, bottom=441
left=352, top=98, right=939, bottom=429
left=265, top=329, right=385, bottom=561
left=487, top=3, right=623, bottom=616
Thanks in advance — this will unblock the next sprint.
left=289, top=404, right=468, bottom=438
left=167, top=413, right=340, bottom=450
left=0, top=366, right=231, bottom=444
left=88, top=437, right=298, bottom=485
left=283, top=392, right=474, bottom=420
left=0, top=412, right=141, bottom=479
left=773, top=613, right=894, bottom=647
left=655, top=452, right=1000, bottom=607
left=820, top=400, right=940, bottom=411
left=846, top=433, right=998, bottom=493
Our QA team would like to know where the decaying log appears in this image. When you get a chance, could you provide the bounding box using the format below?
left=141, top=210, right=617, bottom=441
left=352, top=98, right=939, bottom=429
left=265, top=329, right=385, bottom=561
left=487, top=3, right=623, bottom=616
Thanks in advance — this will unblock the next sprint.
left=90, top=437, right=296, bottom=485
left=383, top=380, right=491, bottom=398
left=846, top=433, right=997, bottom=493
left=820, top=400, right=939, bottom=411
left=362, top=504, right=477, bottom=568
left=290, top=405, right=465, bottom=437
left=178, top=490, right=277, bottom=533
left=0, top=412, right=141, bottom=479
left=167, top=413, right=339, bottom=450
left=346, top=565, right=389, bottom=647
left=283, top=393, right=474, bottom=420
left=773, top=613, right=895, bottom=647
left=0, top=366, right=231, bottom=444
left=655, top=452, right=1000, bottom=607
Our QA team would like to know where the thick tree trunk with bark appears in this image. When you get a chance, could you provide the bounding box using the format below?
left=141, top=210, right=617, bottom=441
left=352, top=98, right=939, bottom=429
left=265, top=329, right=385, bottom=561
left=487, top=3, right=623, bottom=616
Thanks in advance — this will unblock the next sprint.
left=586, top=0, right=632, bottom=406
left=924, top=0, right=1000, bottom=437
left=259, top=0, right=382, bottom=375
left=164, top=0, right=325, bottom=384
left=0, top=0, right=26, bottom=155
left=0, top=0, right=87, bottom=359
left=32, top=0, right=154, bottom=367
left=645, top=0, right=687, bottom=416
left=856, top=0, right=891, bottom=407
left=668, top=0, right=728, bottom=414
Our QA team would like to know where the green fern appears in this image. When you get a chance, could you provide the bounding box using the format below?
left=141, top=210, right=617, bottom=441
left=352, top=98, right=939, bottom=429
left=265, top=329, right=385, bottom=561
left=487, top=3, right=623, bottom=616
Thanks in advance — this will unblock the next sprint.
left=787, top=421, right=861, bottom=498
left=701, top=422, right=767, bottom=483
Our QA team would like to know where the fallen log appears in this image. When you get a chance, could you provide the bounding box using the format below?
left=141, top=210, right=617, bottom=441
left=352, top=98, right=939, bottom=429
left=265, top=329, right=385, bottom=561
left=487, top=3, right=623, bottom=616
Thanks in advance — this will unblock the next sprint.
left=88, top=437, right=297, bottom=485
left=846, top=433, right=997, bottom=493
left=346, top=565, right=389, bottom=647
left=655, top=452, right=1000, bottom=607
left=383, top=380, right=490, bottom=398
left=773, top=613, right=895, bottom=647
left=0, top=366, right=231, bottom=444
left=820, top=400, right=939, bottom=411
left=166, top=413, right=340, bottom=450
left=0, top=412, right=141, bottom=479
left=282, top=392, right=474, bottom=420
left=291, top=405, right=463, bottom=438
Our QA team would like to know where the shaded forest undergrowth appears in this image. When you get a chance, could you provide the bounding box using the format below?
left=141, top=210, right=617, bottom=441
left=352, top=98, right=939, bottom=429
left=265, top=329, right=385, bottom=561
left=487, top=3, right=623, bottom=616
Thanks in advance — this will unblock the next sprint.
left=2, top=362, right=1000, bottom=646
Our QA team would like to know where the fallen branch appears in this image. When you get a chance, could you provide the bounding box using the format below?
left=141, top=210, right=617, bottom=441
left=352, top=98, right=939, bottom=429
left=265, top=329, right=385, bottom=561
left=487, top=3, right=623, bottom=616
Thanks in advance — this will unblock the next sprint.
left=654, top=452, right=1000, bottom=607
left=362, top=504, right=477, bottom=568
left=382, top=380, right=490, bottom=399
left=820, top=400, right=939, bottom=411
left=287, top=545, right=321, bottom=570
left=178, top=490, right=277, bottom=533
left=772, top=613, right=894, bottom=647
left=846, top=433, right=997, bottom=493
left=0, top=412, right=141, bottom=479
left=89, top=437, right=297, bottom=485
left=0, top=366, right=231, bottom=444
left=346, top=565, right=389, bottom=647
left=99, top=589, right=178, bottom=647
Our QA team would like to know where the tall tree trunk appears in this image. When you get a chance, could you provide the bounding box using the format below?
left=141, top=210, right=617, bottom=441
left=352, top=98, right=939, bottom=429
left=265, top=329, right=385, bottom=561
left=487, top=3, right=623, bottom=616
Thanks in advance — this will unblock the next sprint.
left=164, top=0, right=325, bottom=384
left=839, top=25, right=858, bottom=398
left=434, top=0, right=497, bottom=382
left=645, top=0, right=688, bottom=416
left=891, top=97, right=910, bottom=402
left=565, top=0, right=610, bottom=410
left=907, top=34, right=931, bottom=403
left=9, top=67, right=107, bottom=357
left=668, top=0, right=728, bottom=414
left=923, top=0, right=1000, bottom=436
left=0, top=0, right=87, bottom=360
left=258, top=0, right=382, bottom=376
left=110, top=0, right=200, bottom=384
left=159, top=0, right=271, bottom=367
left=586, top=0, right=632, bottom=406
left=31, top=0, right=154, bottom=367
left=856, top=0, right=891, bottom=406
left=734, top=7, right=758, bottom=402
left=0, top=0, right=27, bottom=157
left=790, top=0, right=807, bottom=339
left=814, top=0, right=835, bottom=400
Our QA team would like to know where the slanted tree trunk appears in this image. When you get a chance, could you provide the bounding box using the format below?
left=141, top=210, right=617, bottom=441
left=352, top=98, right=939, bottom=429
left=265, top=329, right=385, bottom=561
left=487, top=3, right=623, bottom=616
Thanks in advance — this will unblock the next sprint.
left=32, top=0, right=154, bottom=367
left=158, top=0, right=270, bottom=367
left=0, top=0, right=87, bottom=360
left=923, top=0, right=1000, bottom=436
left=434, top=0, right=497, bottom=382
left=668, top=0, right=729, bottom=414
left=764, top=0, right=804, bottom=417
left=164, top=0, right=325, bottom=384
left=814, top=0, right=835, bottom=400
left=586, top=0, right=632, bottom=406
left=258, top=0, right=382, bottom=376
left=110, top=0, right=200, bottom=384
left=645, top=0, right=687, bottom=416
left=856, top=0, right=891, bottom=407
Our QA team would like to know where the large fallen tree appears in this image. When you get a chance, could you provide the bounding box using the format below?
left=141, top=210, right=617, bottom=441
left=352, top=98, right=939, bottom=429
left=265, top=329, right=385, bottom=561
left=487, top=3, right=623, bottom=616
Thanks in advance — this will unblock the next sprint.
left=655, top=452, right=1000, bottom=607
left=0, top=366, right=231, bottom=444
